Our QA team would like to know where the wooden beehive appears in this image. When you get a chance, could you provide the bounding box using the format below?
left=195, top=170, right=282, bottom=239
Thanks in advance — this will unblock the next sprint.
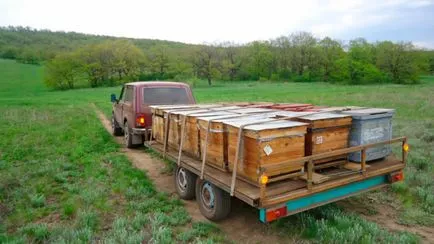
left=151, top=106, right=180, bottom=144
left=169, top=109, right=227, bottom=158
left=225, top=117, right=308, bottom=183
left=291, top=113, right=352, bottom=164
left=151, top=104, right=223, bottom=147
left=196, top=112, right=242, bottom=170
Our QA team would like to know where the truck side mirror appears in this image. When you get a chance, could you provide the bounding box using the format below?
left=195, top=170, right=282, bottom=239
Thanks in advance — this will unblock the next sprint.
left=110, top=94, right=117, bottom=103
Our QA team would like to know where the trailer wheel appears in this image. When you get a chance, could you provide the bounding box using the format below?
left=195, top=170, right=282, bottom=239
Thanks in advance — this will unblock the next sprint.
left=112, top=114, right=123, bottom=136
left=174, top=166, right=196, bottom=200
left=196, top=178, right=231, bottom=221
left=124, top=122, right=134, bottom=148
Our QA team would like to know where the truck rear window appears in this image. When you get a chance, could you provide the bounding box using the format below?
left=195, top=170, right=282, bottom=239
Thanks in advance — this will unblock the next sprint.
left=143, top=87, right=191, bottom=105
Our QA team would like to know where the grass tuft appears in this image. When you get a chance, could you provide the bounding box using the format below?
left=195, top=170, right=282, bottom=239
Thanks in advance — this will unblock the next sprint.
left=30, top=194, right=46, bottom=208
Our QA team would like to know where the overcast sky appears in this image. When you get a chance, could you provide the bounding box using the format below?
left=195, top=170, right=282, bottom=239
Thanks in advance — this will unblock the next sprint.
left=1, top=0, right=433, bottom=48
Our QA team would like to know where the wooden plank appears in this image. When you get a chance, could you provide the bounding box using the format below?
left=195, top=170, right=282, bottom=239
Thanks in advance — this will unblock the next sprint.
left=300, top=172, right=330, bottom=184
left=262, top=155, right=404, bottom=207
left=261, top=137, right=407, bottom=173
left=343, top=162, right=370, bottom=171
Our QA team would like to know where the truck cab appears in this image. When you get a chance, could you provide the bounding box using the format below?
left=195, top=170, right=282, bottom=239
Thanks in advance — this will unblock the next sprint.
left=111, top=81, right=196, bottom=148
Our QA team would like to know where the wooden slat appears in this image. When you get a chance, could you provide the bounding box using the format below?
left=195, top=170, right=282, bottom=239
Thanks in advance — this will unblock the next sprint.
left=300, top=172, right=330, bottom=184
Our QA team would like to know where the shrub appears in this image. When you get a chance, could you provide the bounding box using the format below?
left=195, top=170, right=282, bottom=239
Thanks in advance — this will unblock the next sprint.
left=270, top=73, right=280, bottom=81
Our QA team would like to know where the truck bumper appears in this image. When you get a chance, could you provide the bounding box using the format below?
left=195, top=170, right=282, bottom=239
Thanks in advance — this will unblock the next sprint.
left=259, top=175, right=389, bottom=223
left=132, top=128, right=149, bottom=135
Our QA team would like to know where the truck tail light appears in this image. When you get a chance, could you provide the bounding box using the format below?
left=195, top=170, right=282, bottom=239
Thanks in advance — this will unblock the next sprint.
left=388, top=171, right=404, bottom=183
left=266, top=206, right=287, bottom=222
left=136, top=114, right=146, bottom=127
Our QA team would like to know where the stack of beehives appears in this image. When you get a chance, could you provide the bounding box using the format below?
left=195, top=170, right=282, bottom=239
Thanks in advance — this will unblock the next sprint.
left=151, top=104, right=353, bottom=184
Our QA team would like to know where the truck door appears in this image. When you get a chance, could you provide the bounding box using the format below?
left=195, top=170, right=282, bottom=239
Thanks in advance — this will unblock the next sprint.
left=122, top=85, right=135, bottom=128
left=114, top=86, right=125, bottom=126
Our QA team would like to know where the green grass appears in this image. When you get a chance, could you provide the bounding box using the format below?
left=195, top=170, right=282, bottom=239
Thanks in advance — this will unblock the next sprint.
left=0, top=58, right=432, bottom=243
left=0, top=59, right=222, bottom=243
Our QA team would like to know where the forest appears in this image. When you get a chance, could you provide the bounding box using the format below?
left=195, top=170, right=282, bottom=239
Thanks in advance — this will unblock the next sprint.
left=1, top=26, right=434, bottom=89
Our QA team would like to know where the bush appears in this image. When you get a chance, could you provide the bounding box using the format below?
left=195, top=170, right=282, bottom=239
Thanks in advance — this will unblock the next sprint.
left=331, top=58, right=389, bottom=84
left=270, top=73, right=280, bottom=81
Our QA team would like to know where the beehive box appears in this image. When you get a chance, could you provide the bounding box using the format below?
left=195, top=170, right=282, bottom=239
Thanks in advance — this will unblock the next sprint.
left=224, top=117, right=308, bottom=182
left=151, top=104, right=224, bottom=147
left=151, top=105, right=198, bottom=144
left=290, top=113, right=352, bottom=164
left=166, top=109, right=214, bottom=157
left=196, top=112, right=244, bottom=170
left=341, top=108, right=395, bottom=162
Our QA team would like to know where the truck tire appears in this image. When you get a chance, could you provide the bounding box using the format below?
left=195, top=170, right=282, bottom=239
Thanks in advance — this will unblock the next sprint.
left=112, top=114, right=123, bottom=136
left=174, top=166, right=196, bottom=200
left=196, top=178, right=231, bottom=221
left=124, top=122, right=134, bottom=148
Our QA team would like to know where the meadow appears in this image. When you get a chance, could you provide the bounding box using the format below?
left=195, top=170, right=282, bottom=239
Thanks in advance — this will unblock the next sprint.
left=1, top=58, right=433, bottom=243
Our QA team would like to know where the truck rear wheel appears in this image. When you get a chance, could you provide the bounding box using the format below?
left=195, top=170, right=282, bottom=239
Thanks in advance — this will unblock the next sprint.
left=124, top=122, right=134, bottom=148
left=112, top=114, right=123, bottom=136
left=175, top=166, right=196, bottom=200
left=196, top=178, right=231, bottom=221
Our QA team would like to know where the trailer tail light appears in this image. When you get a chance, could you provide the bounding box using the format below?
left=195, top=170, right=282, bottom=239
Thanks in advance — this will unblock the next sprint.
left=388, top=171, right=404, bottom=183
left=403, top=143, right=409, bottom=152
left=266, top=206, right=287, bottom=222
left=136, top=114, right=146, bottom=127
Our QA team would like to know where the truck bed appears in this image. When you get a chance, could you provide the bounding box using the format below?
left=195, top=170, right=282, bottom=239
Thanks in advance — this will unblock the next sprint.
left=147, top=141, right=405, bottom=209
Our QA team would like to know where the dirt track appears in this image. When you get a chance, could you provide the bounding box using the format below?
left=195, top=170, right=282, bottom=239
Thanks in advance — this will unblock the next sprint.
left=94, top=107, right=292, bottom=243
left=94, top=106, right=434, bottom=243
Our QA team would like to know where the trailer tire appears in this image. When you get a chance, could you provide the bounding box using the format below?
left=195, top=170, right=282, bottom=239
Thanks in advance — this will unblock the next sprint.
left=196, top=178, right=231, bottom=221
left=174, top=166, right=196, bottom=200
left=112, top=114, right=123, bottom=136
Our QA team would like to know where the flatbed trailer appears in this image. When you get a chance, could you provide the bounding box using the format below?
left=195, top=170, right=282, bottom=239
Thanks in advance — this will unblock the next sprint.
left=146, top=136, right=408, bottom=223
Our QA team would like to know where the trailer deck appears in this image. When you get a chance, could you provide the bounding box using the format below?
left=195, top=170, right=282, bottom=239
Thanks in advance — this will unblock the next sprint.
left=146, top=137, right=406, bottom=212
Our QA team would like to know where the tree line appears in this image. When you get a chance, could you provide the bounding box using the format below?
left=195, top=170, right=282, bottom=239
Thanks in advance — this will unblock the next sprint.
left=1, top=26, right=434, bottom=89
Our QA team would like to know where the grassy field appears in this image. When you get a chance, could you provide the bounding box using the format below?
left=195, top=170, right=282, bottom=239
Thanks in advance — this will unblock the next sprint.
left=1, top=58, right=433, bottom=243
left=0, top=59, right=224, bottom=243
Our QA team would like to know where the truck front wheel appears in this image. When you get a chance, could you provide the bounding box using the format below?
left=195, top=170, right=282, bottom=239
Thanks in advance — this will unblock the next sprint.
left=112, top=114, right=123, bottom=136
left=175, top=166, right=196, bottom=200
left=196, top=178, right=231, bottom=221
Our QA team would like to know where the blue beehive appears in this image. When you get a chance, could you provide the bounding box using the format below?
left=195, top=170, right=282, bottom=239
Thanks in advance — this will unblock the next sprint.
left=341, top=108, right=395, bottom=162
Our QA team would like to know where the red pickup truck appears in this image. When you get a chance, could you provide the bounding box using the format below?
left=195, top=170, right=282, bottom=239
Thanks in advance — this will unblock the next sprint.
left=110, top=81, right=196, bottom=148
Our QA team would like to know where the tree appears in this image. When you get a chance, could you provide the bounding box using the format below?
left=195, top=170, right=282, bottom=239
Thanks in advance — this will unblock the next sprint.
left=318, top=37, right=344, bottom=81
left=192, top=44, right=221, bottom=86
left=348, top=38, right=376, bottom=64
left=331, top=57, right=386, bottom=84
left=246, top=41, right=274, bottom=80
left=220, top=42, right=242, bottom=81
left=376, top=41, right=419, bottom=84
left=289, top=32, right=320, bottom=80
left=148, top=45, right=170, bottom=78
left=272, top=36, right=292, bottom=79
left=44, top=52, right=81, bottom=89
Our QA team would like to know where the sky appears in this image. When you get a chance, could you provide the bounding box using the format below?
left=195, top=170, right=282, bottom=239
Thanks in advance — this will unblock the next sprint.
left=0, top=0, right=434, bottom=48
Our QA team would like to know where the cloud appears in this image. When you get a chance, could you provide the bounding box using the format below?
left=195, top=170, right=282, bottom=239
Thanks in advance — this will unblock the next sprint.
left=0, top=0, right=432, bottom=44
left=414, top=41, right=434, bottom=49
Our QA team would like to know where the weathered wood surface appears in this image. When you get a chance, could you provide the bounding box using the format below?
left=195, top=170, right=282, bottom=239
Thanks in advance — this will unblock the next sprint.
left=224, top=118, right=308, bottom=182
left=291, top=113, right=352, bottom=164
left=151, top=105, right=357, bottom=184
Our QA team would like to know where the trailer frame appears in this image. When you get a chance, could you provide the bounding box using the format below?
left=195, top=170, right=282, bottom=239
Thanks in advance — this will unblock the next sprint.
left=145, top=136, right=407, bottom=222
